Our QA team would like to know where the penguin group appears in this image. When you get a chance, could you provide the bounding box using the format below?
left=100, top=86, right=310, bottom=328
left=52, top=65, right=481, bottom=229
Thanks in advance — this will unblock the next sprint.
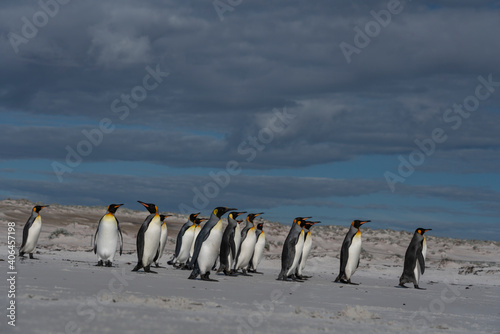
left=18, top=203, right=433, bottom=289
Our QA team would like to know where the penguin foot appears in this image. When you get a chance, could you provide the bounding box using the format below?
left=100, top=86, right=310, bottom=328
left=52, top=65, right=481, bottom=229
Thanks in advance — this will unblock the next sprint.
left=143, top=266, right=157, bottom=274
left=347, top=280, right=359, bottom=285
left=167, top=259, right=175, bottom=265
left=240, top=270, right=252, bottom=277
left=414, top=285, right=426, bottom=290
left=291, top=276, right=304, bottom=283
left=29, top=254, right=38, bottom=260
left=250, top=271, right=264, bottom=275
left=132, top=264, right=142, bottom=272
left=188, top=274, right=198, bottom=280
left=96, top=260, right=104, bottom=267
left=105, top=261, right=113, bottom=267
left=398, top=283, right=409, bottom=288
left=201, top=273, right=218, bottom=282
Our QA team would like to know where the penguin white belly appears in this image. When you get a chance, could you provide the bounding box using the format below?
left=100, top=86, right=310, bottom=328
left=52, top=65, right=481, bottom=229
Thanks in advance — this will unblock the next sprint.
left=252, top=233, right=266, bottom=270
left=422, top=238, right=427, bottom=260
left=298, top=233, right=312, bottom=274
left=287, top=230, right=305, bottom=276
left=96, top=217, right=119, bottom=261
left=23, top=217, right=42, bottom=254
left=345, top=233, right=362, bottom=279
left=234, top=224, right=242, bottom=256
left=197, top=222, right=223, bottom=274
left=177, top=227, right=195, bottom=263
left=415, top=238, right=427, bottom=284
left=157, top=224, right=168, bottom=261
left=236, top=229, right=257, bottom=269
left=190, top=226, right=201, bottom=260
left=142, top=222, right=161, bottom=267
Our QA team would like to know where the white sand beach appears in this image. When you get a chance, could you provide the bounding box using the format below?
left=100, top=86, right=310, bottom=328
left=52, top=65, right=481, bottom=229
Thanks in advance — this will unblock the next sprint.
left=1, top=199, right=499, bottom=334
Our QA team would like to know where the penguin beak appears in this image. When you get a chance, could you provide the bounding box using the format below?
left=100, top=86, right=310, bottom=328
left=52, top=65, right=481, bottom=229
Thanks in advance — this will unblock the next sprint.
left=360, top=220, right=370, bottom=225
left=138, top=201, right=147, bottom=207
left=425, top=229, right=432, bottom=232
left=312, top=221, right=321, bottom=225
left=226, top=208, right=238, bottom=212
left=255, top=212, right=264, bottom=216
left=303, top=217, right=312, bottom=220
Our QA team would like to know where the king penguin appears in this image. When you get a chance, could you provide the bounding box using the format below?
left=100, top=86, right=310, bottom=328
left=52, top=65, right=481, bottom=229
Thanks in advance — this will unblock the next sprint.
left=189, top=217, right=204, bottom=261
left=218, top=211, right=247, bottom=275
left=154, top=214, right=172, bottom=267
left=277, top=217, right=310, bottom=281
left=19, top=205, right=49, bottom=259
left=399, top=228, right=432, bottom=289
left=234, top=219, right=244, bottom=261
left=93, top=204, right=124, bottom=267
left=168, top=213, right=200, bottom=267
left=296, top=220, right=320, bottom=279
left=248, top=222, right=266, bottom=274
left=334, top=220, right=370, bottom=285
left=132, top=201, right=162, bottom=273
left=234, top=213, right=264, bottom=276
left=188, top=206, right=236, bottom=281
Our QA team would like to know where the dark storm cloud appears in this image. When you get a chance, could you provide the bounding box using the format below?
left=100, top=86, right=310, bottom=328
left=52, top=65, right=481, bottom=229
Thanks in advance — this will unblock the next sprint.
left=1, top=0, right=499, bottom=172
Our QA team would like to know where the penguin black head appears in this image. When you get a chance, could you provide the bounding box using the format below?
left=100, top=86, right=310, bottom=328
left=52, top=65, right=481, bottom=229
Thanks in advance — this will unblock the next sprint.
left=160, top=214, right=172, bottom=222
left=416, top=228, right=432, bottom=235
left=137, top=201, right=158, bottom=214
left=229, top=211, right=247, bottom=220
left=257, top=222, right=264, bottom=230
left=246, top=212, right=264, bottom=223
left=304, top=221, right=321, bottom=230
left=194, top=218, right=207, bottom=225
left=189, top=212, right=201, bottom=222
left=213, top=207, right=237, bottom=218
left=33, top=205, right=49, bottom=213
left=107, top=204, right=123, bottom=214
left=293, top=217, right=311, bottom=227
left=352, top=220, right=370, bottom=229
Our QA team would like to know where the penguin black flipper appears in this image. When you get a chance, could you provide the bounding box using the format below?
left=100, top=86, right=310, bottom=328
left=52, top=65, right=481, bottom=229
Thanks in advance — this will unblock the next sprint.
left=136, top=216, right=152, bottom=268
left=174, top=222, right=190, bottom=258
left=20, top=215, right=36, bottom=253
left=189, top=227, right=212, bottom=266
left=117, top=218, right=123, bottom=256
left=400, top=241, right=419, bottom=284
left=93, top=219, right=100, bottom=254
left=417, top=248, right=425, bottom=275
left=335, top=233, right=353, bottom=281
left=278, top=233, right=298, bottom=280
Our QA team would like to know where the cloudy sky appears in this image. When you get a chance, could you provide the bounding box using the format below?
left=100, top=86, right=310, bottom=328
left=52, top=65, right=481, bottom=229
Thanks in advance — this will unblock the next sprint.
left=1, top=0, right=499, bottom=240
